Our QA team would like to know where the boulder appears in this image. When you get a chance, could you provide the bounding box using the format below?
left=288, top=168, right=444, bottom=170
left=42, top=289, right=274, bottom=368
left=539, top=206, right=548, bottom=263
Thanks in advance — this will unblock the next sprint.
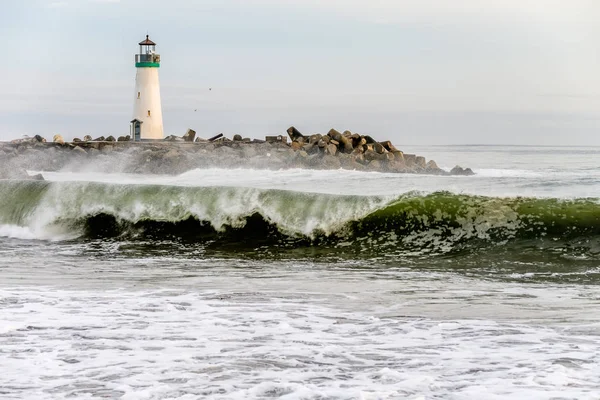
left=93, top=136, right=105, bottom=142
left=53, top=134, right=64, bottom=145
left=286, top=126, right=305, bottom=142
left=165, top=135, right=184, bottom=142
left=364, top=150, right=385, bottom=162
left=450, top=165, right=475, bottom=176
left=73, top=137, right=82, bottom=143
left=83, top=135, right=92, bottom=142
left=328, top=129, right=343, bottom=142
left=327, top=129, right=354, bottom=153
left=34, top=135, right=46, bottom=143
left=426, top=160, right=439, bottom=170
left=72, top=146, right=87, bottom=155
left=105, top=136, right=116, bottom=142
left=326, top=143, right=338, bottom=156
left=373, top=142, right=385, bottom=154
left=404, top=154, right=416, bottom=168
left=392, top=151, right=405, bottom=166
left=380, top=140, right=399, bottom=153
left=183, top=129, right=197, bottom=142
left=233, top=134, right=243, bottom=141
left=362, top=135, right=376, bottom=144
left=415, top=156, right=426, bottom=169
left=291, top=141, right=303, bottom=151
left=117, top=136, right=129, bottom=142
left=309, top=134, right=322, bottom=145
left=265, top=135, right=287, bottom=144
left=350, top=133, right=361, bottom=148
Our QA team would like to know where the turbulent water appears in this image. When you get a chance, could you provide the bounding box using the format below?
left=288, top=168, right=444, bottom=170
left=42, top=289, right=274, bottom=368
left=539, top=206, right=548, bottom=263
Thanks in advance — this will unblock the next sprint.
left=1, top=145, right=599, bottom=399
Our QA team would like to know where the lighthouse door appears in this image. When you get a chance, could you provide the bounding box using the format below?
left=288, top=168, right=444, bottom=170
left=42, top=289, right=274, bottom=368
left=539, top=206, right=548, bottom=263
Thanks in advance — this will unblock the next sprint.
left=134, top=121, right=141, bottom=141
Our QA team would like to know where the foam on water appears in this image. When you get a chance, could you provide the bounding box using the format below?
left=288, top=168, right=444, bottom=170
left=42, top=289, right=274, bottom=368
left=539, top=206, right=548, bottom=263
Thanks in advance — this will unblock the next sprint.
left=1, top=280, right=600, bottom=400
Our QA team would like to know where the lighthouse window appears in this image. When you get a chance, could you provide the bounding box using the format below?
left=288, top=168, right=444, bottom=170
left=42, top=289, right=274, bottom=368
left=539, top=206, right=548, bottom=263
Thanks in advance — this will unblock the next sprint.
left=148, top=110, right=151, bottom=117
left=137, top=92, right=140, bottom=99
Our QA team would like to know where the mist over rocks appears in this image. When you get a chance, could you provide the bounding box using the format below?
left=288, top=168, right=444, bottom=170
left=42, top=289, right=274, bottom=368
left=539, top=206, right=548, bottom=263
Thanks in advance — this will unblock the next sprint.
left=0, top=128, right=474, bottom=179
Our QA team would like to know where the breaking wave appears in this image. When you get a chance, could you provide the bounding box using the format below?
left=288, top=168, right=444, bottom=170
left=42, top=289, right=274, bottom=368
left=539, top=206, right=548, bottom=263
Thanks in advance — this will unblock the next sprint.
left=0, top=180, right=599, bottom=256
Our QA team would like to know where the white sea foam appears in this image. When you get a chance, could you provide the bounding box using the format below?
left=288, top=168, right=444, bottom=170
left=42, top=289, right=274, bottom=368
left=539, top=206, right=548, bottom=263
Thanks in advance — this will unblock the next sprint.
left=1, top=280, right=599, bottom=400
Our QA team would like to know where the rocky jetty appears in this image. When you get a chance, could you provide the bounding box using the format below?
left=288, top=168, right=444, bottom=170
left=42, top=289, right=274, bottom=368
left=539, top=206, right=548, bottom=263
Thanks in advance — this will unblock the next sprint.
left=0, top=128, right=474, bottom=179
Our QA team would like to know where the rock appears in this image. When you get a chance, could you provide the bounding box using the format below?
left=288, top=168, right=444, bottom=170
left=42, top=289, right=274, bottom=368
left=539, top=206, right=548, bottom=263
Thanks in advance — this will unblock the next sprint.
left=30, top=173, right=45, bottom=181
left=83, top=135, right=92, bottom=142
left=380, top=140, right=399, bottom=153
left=117, top=136, right=129, bottom=142
left=392, top=151, right=405, bottom=167
left=34, top=135, right=45, bottom=143
left=450, top=165, right=475, bottom=176
left=328, top=129, right=343, bottom=142
left=404, top=154, right=416, bottom=168
left=72, top=146, right=87, bottom=155
left=302, top=142, right=316, bottom=153
left=309, top=134, right=322, bottom=145
left=291, top=141, right=303, bottom=151
left=426, top=160, right=439, bottom=170
left=317, top=139, right=327, bottom=148
left=298, top=150, right=309, bottom=158
left=93, top=136, right=105, bottom=142
left=195, top=137, right=207, bottom=143
left=364, top=150, right=385, bottom=162
left=326, top=143, right=338, bottom=156
left=362, top=135, right=376, bottom=144
left=350, top=133, right=361, bottom=148
left=105, top=136, right=116, bottom=142
left=233, top=134, right=243, bottom=141
left=328, top=129, right=353, bottom=153
left=286, top=126, right=305, bottom=142
left=415, top=156, right=426, bottom=169
left=265, top=135, right=287, bottom=144
left=183, top=129, right=197, bottom=142
left=73, top=137, right=82, bottom=143
left=373, top=142, right=385, bottom=154
left=53, top=135, right=64, bottom=145
left=165, top=135, right=184, bottom=142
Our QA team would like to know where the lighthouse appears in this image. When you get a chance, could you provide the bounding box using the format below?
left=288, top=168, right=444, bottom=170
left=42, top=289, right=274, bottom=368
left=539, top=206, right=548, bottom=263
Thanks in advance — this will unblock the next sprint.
left=130, top=35, right=164, bottom=141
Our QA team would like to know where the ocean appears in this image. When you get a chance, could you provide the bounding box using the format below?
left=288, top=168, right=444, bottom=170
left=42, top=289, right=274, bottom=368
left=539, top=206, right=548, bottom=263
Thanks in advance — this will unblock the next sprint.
left=1, top=145, right=599, bottom=400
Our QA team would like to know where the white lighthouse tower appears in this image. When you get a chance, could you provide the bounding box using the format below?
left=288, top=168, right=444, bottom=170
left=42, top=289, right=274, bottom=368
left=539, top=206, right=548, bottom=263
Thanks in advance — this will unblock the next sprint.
left=130, top=35, right=164, bottom=141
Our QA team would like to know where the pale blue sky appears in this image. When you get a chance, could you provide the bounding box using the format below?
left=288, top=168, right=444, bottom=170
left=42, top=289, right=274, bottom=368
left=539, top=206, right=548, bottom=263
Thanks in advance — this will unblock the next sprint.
left=1, top=0, right=599, bottom=144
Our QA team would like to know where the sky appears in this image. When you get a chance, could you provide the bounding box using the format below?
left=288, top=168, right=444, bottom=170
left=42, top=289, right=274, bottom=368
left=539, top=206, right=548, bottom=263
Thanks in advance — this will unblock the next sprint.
left=0, top=0, right=599, bottom=144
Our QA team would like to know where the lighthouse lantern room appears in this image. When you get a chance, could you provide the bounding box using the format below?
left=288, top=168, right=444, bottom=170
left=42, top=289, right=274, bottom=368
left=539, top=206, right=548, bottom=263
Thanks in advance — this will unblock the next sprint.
left=130, top=35, right=164, bottom=141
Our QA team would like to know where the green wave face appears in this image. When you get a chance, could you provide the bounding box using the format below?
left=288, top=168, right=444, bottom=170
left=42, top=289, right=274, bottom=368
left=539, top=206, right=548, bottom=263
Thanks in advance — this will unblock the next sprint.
left=0, top=180, right=599, bottom=256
